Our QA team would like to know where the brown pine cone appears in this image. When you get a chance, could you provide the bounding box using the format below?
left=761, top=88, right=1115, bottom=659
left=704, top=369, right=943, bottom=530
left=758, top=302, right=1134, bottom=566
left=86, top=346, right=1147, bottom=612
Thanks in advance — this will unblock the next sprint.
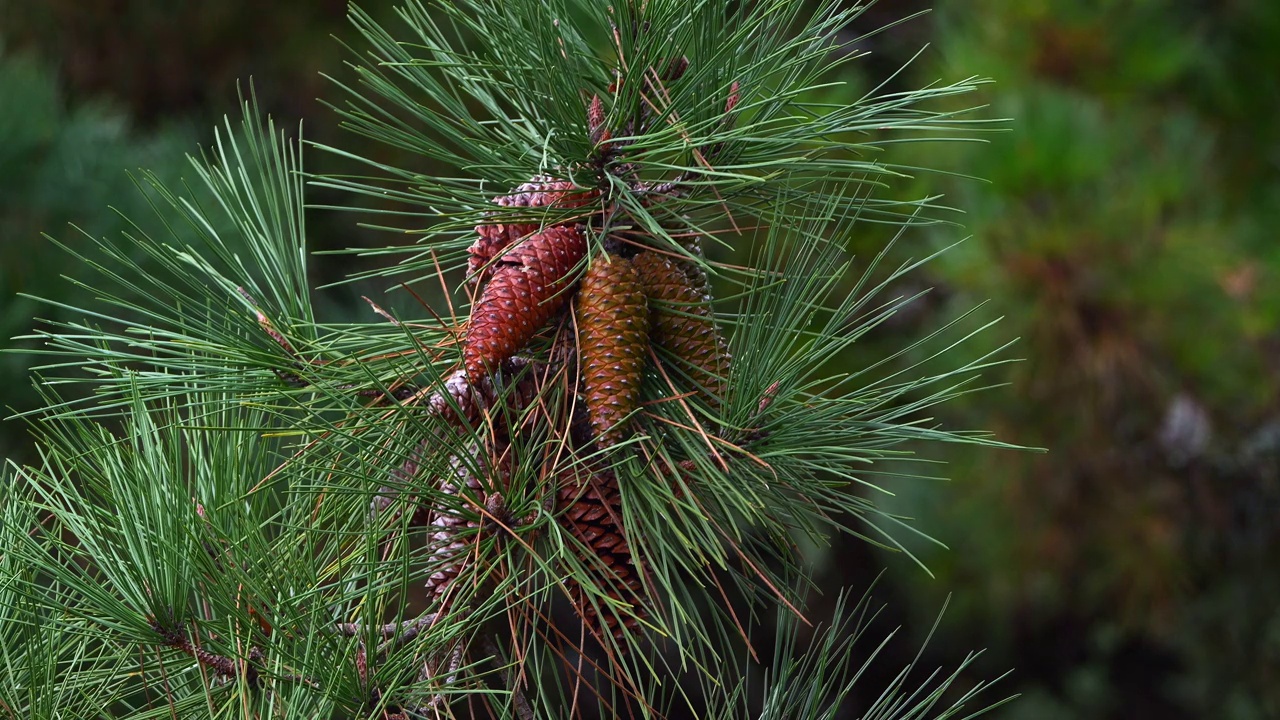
left=468, top=177, right=596, bottom=289
left=556, top=466, right=646, bottom=644
left=632, top=252, right=730, bottom=404
left=575, top=254, right=649, bottom=447
left=464, top=225, right=587, bottom=382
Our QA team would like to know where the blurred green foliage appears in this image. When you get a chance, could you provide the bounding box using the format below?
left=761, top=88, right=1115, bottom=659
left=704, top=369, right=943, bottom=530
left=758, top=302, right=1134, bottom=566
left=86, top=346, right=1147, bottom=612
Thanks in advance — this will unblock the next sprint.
left=0, top=0, right=405, bottom=464
left=1, top=0, right=1278, bottom=718
left=882, top=2, right=1280, bottom=718
left=0, top=51, right=209, bottom=461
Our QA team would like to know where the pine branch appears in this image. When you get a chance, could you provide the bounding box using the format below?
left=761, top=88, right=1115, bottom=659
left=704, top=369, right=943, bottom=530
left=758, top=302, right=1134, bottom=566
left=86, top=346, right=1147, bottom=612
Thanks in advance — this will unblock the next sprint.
left=0, top=1, right=1021, bottom=717
left=313, top=0, right=998, bottom=290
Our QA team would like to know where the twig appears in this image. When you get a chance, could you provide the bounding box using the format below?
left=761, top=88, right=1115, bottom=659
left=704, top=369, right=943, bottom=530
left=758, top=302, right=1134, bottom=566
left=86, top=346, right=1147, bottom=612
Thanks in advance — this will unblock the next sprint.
left=154, top=622, right=262, bottom=686
left=419, top=641, right=467, bottom=713
left=484, top=636, right=535, bottom=720
left=334, top=615, right=439, bottom=644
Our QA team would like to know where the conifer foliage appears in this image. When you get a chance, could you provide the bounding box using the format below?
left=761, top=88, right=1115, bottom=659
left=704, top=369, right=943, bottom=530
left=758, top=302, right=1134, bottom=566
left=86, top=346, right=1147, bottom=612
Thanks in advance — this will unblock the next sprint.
left=1, top=1, right=1017, bottom=718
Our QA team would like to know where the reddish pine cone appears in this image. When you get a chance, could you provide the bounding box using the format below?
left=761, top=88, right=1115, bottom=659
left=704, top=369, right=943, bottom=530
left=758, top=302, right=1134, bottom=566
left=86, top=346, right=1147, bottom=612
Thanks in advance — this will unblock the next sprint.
left=464, top=225, right=587, bottom=382
left=575, top=254, right=649, bottom=447
left=556, top=466, right=645, bottom=643
left=632, top=252, right=730, bottom=403
left=468, top=177, right=597, bottom=289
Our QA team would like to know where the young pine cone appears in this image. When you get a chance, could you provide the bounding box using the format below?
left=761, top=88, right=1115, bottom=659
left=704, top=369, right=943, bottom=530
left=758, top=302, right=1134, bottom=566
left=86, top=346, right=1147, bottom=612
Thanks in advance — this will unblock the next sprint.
left=557, top=466, right=646, bottom=644
left=464, top=225, right=587, bottom=382
left=575, top=254, right=649, bottom=447
left=632, top=252, right=730, bottom=404
left=468, top=177, right=596, bottom=289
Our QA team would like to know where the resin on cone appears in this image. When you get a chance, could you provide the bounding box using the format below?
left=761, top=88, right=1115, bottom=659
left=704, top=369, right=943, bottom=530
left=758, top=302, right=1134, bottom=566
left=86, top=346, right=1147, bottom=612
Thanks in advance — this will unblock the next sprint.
left=575, top=254, right=649, bottom=447
left=464, top=225, right=587, bottom=382
left=468, top=177, right=596, bottom=289
left=632, top=251, right=730, bottom=404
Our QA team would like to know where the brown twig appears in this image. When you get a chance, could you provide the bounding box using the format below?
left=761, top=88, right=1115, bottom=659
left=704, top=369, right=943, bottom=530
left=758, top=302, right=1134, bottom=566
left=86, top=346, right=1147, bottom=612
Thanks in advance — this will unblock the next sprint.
left=334, top=615, right=439, bottom=646
left=154, top=621, right=264, bottom=686
left=484, top=636, right=535, bottom=720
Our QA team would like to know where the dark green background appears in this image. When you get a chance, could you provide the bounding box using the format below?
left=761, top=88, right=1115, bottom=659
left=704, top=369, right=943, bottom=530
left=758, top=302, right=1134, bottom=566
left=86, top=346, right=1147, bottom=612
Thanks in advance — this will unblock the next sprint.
left=2, top=1, right=1277, bottom=718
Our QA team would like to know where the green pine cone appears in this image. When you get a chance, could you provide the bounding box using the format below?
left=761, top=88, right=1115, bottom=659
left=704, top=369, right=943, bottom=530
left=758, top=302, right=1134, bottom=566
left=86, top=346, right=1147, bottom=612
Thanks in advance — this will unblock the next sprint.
left=575, top=254, right=649, bottom=447
left=632, top=251, right=730, bottom=405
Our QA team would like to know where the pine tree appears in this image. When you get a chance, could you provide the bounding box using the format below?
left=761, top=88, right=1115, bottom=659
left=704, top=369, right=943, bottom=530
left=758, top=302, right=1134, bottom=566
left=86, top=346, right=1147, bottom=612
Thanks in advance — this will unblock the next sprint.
left=1, top=1, right=1017, bottom=718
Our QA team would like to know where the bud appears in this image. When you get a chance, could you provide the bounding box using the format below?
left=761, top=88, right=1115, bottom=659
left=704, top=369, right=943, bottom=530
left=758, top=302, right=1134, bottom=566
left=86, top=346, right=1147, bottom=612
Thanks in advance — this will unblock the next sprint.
left=588, top=94, right=611, bottom=146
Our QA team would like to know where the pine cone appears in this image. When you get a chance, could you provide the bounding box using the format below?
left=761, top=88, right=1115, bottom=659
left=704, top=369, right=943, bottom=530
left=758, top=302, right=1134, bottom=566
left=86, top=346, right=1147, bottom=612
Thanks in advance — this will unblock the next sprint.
left=575, top=254, right=649, bottom=447
left=426, top=357, right=544, bottom=439
left=632, top=252, right=730, bottom=404
left=415, top=429, right=562, bottom=616
left=464, top=225, right=587, bottom=382
left=495, top=176, right=593, bottom=211
left=375, top=358, right=541, bottom=519
left=468, top=177, right=596, bottom=289
left=419, top=448, right=488, bottom=599
left=556, top=466, right=646, bottom=644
